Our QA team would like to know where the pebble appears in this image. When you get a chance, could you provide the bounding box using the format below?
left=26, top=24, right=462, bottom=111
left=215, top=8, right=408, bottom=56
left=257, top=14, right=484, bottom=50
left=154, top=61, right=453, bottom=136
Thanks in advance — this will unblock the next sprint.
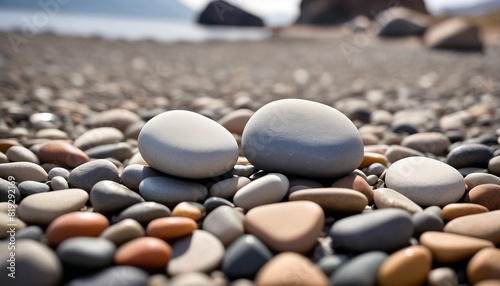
left=114, top=201, right=171, bottom=225
left=447, top=143, right=493, bottom=169
left=57, top=237, right=116, bottom=268
left=256, top=252, right=329, bottom=286
left=0, top=151, right=7, bottom=163
left=147, top=217, right=197, bottom=241
left=385, top=156, right=465, bottom=206
left=427, top=268, right=459, bottom=286
left=35, top=128, right=68, bottom=139
left=18, top=180, right=50, bottom=196
left=444, top=210, right=500, bottom=244
left=0, top=212, right=25, bottom=238
left=65, top=266, right=149, bottom=286
left=233, top=173, right=289, bottom=210
left=412, top=210, right=444, bottom=237
left=365, top=162, right=387, bottom=176
left=170, top=273, right=217, bottom=286
left=424, top=17, right=483, bottom=50
left=330, top=251, right=387, bottom=286
left=209, top=176, right=251, bottom=199
left=172, top=201, right=206, bottom=222
left=114, top=237, right=172, bottom=270
left=46, top=212, right=109, bottom=247
left=385, top=145, right=424, bottom=163
left=400, top=132, right=451, bottom=155
left=218, top=108, right=254, bottom=135
left=16, top=225, right=44, bottom=241
left=289, top=188, right=368, bottom=213
left=100, top=218, right=145, bottom=246
left=488, top=156, right=500, bottom=176
left=74, top=127, right=125, bottom=150
left=0, top=240, right=62, bottom=286
left=377, top=246, right=432, bottom=286
left=0, top=139, right=21, bottom=153
left=90, top=180, right=144, bottom=213
left=442, top=203, right=489, bottom=221
left=475, top=280, right=500, bottom=286
left=329, top=208, right=413, bottom=252
left=465, top=184, right=500, bottom=210
left=203, top=205, right=245, bottom=246
left=464, top=173, right=500, bottom=190
left=331, top=174, right=374, bottom=204
left=222, top=234, right=273, bottom=280
left=204, top=196, right=235, bottom=213
left=244, top=201, right=324, bottom=254
left=138, top=110, right=239, bottom=179
left=51, top=175, right=69, bottom=190
left=84, top=142, right=133, bottom=161
left=38, top=140, right=89, bottom=167
left=92, top=109, right=141, bottom=132
left=373, top=188, right=423, bottom=213
left=139, top=176, right=208, bottom=209
left=120, top=164, right=164, bottom=191
left=5, top=145, right=40, bottom=163
left=316, top=255, right=349, bottom=277
left=420, top=231, right=494, bottom=263
left=242, top=99, right=363, bottom=178
left=467, top=248, right=500, bottom=285
left=48, top=167, right=70, bottom=180
left=68, top=159, right=120, bottom=192
left=168, top=230, right=225, bottom=276
left=18, top=188, right=88, bottom=225
left=0, top=162, right=48, bottom=182
left=230, top=164, right=256, bottom=177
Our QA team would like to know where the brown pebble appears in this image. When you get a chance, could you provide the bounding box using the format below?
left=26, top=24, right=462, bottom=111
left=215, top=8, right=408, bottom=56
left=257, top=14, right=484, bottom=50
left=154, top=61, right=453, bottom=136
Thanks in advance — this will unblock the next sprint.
left=475, top=280, right=500, bottom=286
left=46, top=212, right=109, bottom=247
left=147, top=217, right=198, bottom=240
left=444, top=210, right=500, bottom=244
left=39, top=140, right=90, bottom=168
left=255, top=252, right=329, bottom=286
left=114, top=237, right=172, bottom=270
left=359, top=152, right=389, bottom=169
left=465, top=184, right=500, bottom=211
left=0, top=139, right=20, bottom=153
left=378, top=245, right=432, bottom=286
left=467, top=248, right=500, bottom=285
left=442, top=203, right=489, bottom=221
left=289, top=187, right=367, bottom=213
left=218, top=109, right=254, bottom=135
left=100, top=219, right=145, bottom=246
left=420, top=231, right=494, bottom=263
left=331, top=174, right=374, bottom=204
left=172, top=202, right=205, bottom=222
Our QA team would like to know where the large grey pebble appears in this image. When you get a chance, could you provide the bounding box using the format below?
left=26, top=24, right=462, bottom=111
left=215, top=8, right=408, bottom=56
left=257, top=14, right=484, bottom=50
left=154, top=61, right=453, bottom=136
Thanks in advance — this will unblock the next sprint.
left=447, top=143, right=493, bottom=169
left=0, top=240, right=62, bottom=286
left=242, top=99, right=363, bottom=177
left=138, top=110, right=239, bottom=179
left=57, top=237, right=116, bottom=268
left=385, top=157, right=465, bottom=206
left=202, top=205, right=245, bottom=246
left=6, top=145, right=39, bottom=163
left=222, top=234, right=273, bottom=280
left=120, top=164, right=164, bottom=191
left=84, top=142, right=133, bottom=161
left=65, top=266, right=148, bottom=286
left=74, top=127, right=124, bottom=151
left=0, top=162, right=48, bottom=182
left=330, top=251, right=387, bottom=286
left=329, top=208, right=413, bottom=252
left=18, top=180, right=50, bottom=196
left=68, top=159, right=120, bottom=192
left=139, top=176, right=207, bottom=209
left=114, top=202, right=171, bottom=225
left=90, top=180, right=144, bottom=213
left=373, top=188, right=423, bottom=213
left=233, top=173, right=288, bottom=210
left=209, top=176, right=251, bottom=199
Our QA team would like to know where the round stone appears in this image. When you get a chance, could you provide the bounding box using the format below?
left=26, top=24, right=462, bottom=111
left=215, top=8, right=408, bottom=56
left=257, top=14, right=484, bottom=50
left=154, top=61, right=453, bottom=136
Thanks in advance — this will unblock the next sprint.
left=412, top=210, right=444, bottom=237
left=316, top=255, right=349, bottom=277
left=289, top=188, right=368, bottom=213
left=488, top=156, right=500, bottom=176
left=120, top=164, right=164, bottom=192
left=256, top=252, right=329, bottom=286
left=114, top=237, right=172, bottom=271
left=51, top=176, right=69, bottom=191
left=374, top=188, right=423, bottom=213
left=48, top=167, right=70, bottom=180
left=241, top=99, right=363, bottom=178
left=138, top=110, right=239, bottom=179
left=217, top=108, right=254, bottom=135
left=18, top=180, right=50, bottom=196
left=202, top=205, right=245, bottom=246
left=400, top=132, right=451, bottom=155
left=90, top=180, right=144, bottom=214
left=172, top=201, right=206, bottom=222
left=46, top=212, right=110, bottom=247
left=64, top=266, right=148, bottom=286
left=57, top=237, right=116, bottom=268
left=385, top=157, right=465, bottom=206
left=420, top=231, right=494, bottom=263
left=6, top=145, right=40, bottom=163
left=0, top=162, right=48, bottom=182
left=39, top=140, right=89, bottom=168
left=330, top=251, right=387, bottom=286
left=244, top=201, right=324, bottom=254
left=331, top=174, right=374, bottom=204
left=359, top=152, right=389, bottom=169
left=467, top=248, right=500, bottom=284
left=442, top=203, right=489, bottom=221
left=168, top=230, right=225, bottom=276
left=377, top=246, right=432, bottom=286
left=428, top=268, right=459, bottom=286
left=68, top=159, right=120, bottom=192
left=147, top=217, right=197, bottom=241
left=447, top=144, right=493, bottom=169
left=114, top=202, right=171, bottom=225
left=74, top=127, right=124, bottom=151
left=139, top=176, right=208, bottom=209
left=233, top=173, right=289, bottom=210
left=100, top=219, right=145, bottom=246
left=329, top=208, right=413, bottom=252
left=18, top=189, right=88, bottom=225
left=465, top=184, right=500, bottom=211
left=444, top=210, right=500, bottom=244
left=464, top=173, right=500, bottom=190
left=204, top=197, right=235, bottom=213
left=209, top=176, right=251, bottom=199
left=0, top=240, right=62, bottom=286
left=16, top=225, right=44, bottom=241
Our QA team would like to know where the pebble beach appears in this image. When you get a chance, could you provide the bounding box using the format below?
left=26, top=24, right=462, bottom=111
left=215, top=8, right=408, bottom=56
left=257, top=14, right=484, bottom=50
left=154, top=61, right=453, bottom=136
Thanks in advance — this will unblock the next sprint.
left=0, top=31, right=500, bottom=286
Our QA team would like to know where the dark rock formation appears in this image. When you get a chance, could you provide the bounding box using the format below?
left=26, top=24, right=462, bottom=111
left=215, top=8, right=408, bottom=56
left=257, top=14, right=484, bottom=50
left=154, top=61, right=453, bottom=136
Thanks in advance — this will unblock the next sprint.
left=197, top=0, right=264, bottom=27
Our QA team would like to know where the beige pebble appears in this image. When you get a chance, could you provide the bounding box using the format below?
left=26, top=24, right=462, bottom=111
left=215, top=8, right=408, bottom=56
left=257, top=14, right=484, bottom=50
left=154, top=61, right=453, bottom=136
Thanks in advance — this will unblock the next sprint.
left=6, top=145, right=39, bottom=163
left=359, top=152, right=389, bottom=169
left=427, top=267, right=458, bottom=286
left=467, top=248, right=500, bottom=285
left=289, top=188, right=367, bottom=213
left=374, top=188, right=423, bottom=213
left=465, top=184, right=500, bottom=211
left=0, top=162, right=48, bottom=182
left=442, top=203, right=489, bottom=221
left=172, top=202, right=205, bottom=222
left=218, top=108, right=254, bottom=135
left=331, top=174, right=374, bottom=204
left=378, top=245, right=432, bottom=286
left=465, top=173, right=500, bottom=191
left=444, top=210, right=500, bottom=244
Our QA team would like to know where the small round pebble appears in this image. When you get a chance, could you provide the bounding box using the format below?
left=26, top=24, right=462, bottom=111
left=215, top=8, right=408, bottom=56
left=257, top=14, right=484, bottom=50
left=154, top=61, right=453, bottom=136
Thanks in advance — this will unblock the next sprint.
left=447, top=143, right=493, bottom=169
left=427, top=268, right=459, bottom=286
left=46, top=212, right=109, bottom=247
left=464, top=173, right=500, bottom=190
left=377, top=246, right=432, bottom=286
left=18, top=180, right=50, bottom=196
left=202, top=205, right=245, bottom=246
left=204, top=196, right=235, bottom=213
left=289, top=187, right=368, bottom=213
left=139, top=176, right=208, bottom=209
left=330, top=251, right=387, bottom=286
left=147, top=217, right=197, bottom=241
left=233, top=173, right=289, bottom=210
left=100, top=219, right=145, bottom=246
left=74, top=127, right=125, bottom=151
left=172, top=201, right=206, bottom=222
left=50, top=176, right=69, bottom=190
left=467, top=248, right=500, bottom=284
left=90, top=180, right=144, bottom=213
left=400, top=132, right=451, bottom=155
left=6, top=145, right=40, bottom=163
left=465, top=183, right=500, bottom=210
left=120, top=164, right=164, bottom=191
left=114, top=201, right=171, bottom=225
left=412, top=210, right=444, bottom=237
left=48, top=167, right=70, bottom=180
left=38, top=140, right=89, bottom=167
left=331, top=174, right=374, bottom=204
left=114, top=237, right=172, bottom=271
left=209, top=176, right=251, bottom=199
left=442, top=203, right=489, bottom=221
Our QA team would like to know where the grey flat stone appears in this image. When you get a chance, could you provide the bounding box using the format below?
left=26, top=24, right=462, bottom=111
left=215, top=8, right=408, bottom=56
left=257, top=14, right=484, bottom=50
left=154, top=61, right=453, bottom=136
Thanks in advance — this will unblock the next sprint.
left=68, top=159, right=120, bottom=192
left=65, top=266, right=148, bottom=286
left=114, top=201, right=171, bottom=225
left=202, top=205, right=245, bottom=246
left=90, top=180, right=144, bottom=214
left=57, top=237, right=116, bottom=268
left=18, top=180, right=50, bottom=197
left=330, top=251, right=387, bottom=286
left=139, top=176, right=207, bottom=209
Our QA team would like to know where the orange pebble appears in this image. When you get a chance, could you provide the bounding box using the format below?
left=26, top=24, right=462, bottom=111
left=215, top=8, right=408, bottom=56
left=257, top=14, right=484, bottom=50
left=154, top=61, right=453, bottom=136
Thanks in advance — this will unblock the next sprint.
left=359, top=152, right=389, bottom=169
left=114, top=237, right=172, bottom=270
left=46, top=212, right=109, bottom=247
left=147, top=217, right=198, bottom=241
left=331, top=174, right=374, bottom=204
left=172, top=202, right=205, bottom=222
